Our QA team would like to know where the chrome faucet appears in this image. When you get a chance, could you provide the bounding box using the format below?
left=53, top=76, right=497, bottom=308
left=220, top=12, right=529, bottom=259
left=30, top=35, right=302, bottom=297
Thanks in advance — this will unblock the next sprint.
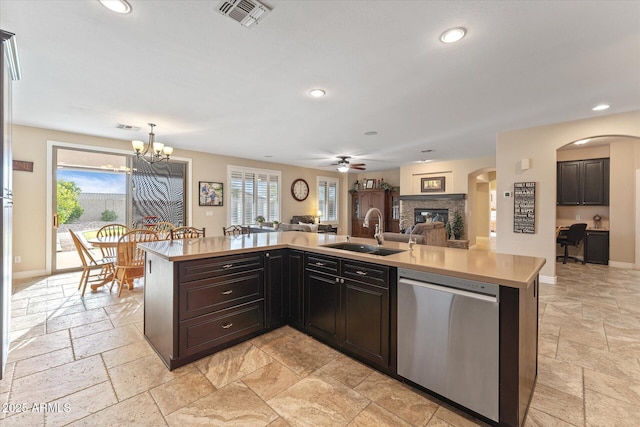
left=363, top=207, right=384, bottom=246
left=407, top=224, right=417, bottom=250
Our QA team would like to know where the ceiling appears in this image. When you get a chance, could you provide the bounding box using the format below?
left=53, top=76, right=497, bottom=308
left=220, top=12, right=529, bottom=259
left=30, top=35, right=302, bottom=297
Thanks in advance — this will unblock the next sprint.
left=1, top=1, right=639, bottom=172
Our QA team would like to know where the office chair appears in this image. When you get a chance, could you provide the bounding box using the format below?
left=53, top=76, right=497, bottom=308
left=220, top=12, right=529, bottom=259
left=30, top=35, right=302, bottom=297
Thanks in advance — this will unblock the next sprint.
left=556, top=223, right=587, bottom=264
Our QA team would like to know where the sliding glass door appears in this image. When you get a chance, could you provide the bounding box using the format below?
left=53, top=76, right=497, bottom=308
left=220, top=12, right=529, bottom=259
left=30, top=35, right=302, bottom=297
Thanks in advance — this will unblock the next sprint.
left=53, top=146, right=186, bottom=273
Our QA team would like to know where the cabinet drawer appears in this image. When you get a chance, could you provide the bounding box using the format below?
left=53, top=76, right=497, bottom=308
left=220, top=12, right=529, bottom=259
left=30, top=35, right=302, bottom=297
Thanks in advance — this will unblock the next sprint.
left=342, top=260, right=389, bottom=288
left=179, top=301, right=264, bottom=358
left=179, top=253, right=263, bottom=283
left=305, top=253, right=339, bottom=275
left=179, top=271, right=264, bottom=320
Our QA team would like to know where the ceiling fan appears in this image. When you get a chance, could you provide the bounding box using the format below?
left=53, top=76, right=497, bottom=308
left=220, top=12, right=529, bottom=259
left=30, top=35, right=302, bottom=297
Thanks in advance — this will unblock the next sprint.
left=332, top=156, right=366, bottom=172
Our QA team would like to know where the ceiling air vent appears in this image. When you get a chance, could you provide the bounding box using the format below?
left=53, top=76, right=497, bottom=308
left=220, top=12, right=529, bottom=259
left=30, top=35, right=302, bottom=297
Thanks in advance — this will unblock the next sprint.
left=115, top=123, right=141, bottom=131
left=216, top=0, right=270, bottom=28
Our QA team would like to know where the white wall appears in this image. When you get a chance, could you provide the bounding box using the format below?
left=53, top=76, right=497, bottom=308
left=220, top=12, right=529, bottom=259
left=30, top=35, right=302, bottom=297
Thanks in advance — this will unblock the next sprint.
left=496, top=110, right=640, bottom=282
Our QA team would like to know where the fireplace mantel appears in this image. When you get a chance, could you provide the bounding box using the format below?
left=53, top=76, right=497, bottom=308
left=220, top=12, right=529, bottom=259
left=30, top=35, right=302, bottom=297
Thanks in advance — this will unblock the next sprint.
left=400, top=193, right=466, bottom=201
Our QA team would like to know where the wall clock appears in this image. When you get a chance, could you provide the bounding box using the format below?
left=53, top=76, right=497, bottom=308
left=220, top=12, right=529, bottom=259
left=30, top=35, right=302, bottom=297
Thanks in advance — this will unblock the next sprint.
left=291, top=178, right=309, bottom=201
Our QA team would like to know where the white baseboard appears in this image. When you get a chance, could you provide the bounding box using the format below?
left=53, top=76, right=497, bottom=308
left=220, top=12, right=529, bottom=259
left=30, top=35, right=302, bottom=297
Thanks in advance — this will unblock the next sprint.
left=608, top=261, right=636, bottom=269
left=13, top=269, right=49, bottom=280
left=539, top=275, right=556, bottom=285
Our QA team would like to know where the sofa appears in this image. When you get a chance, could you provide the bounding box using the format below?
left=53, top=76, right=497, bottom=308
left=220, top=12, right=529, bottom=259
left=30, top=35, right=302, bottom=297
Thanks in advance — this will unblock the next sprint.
left=382, top=221, right=447, bottom=247
left=289, top=215, right=334, bottom=233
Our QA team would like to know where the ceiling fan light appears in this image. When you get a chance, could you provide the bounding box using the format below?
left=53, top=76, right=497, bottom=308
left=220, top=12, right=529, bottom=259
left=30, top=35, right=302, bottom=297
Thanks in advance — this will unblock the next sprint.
left=337, top=165, right=350, bottom=173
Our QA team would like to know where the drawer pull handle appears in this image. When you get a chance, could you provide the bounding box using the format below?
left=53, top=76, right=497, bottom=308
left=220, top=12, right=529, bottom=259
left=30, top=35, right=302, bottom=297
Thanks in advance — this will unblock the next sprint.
left=356, top=270, right=368, bottom=276
left=222, top=322, right=233, bottom=329
left=222, top=290, right=233, bottom=295
left=315, top=262, right=325, bottom=266
left=222, top=264, right=233, bottom=269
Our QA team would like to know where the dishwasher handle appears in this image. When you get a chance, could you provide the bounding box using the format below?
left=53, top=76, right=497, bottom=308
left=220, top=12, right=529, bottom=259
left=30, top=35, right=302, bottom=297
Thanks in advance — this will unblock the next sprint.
left=399, top=278, right=499, bottom=303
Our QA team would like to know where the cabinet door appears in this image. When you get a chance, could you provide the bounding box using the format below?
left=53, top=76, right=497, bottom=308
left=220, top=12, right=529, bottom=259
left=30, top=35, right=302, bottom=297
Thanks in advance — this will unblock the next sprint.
left=584, top=231, right=609, bottom=265
left=582, top=159, right=609, bottom=205
left=342, top=280, right=389, bottom=368
left=265, top=250, right=287, bottom=329
left=557, top=161, right=581, bottom=205
left=305, top=270, right=341, bottom=344
left=287, top=250, right=305, bottom=329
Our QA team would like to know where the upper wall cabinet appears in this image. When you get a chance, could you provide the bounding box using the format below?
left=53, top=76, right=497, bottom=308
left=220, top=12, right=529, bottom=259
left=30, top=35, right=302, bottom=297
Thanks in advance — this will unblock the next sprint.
left=557, top=158, right=609, bottom=206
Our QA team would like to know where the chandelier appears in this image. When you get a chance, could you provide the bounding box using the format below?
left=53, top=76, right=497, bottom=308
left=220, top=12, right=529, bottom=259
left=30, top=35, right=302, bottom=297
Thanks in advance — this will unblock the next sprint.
left=131, top=123, right=173, bottom=164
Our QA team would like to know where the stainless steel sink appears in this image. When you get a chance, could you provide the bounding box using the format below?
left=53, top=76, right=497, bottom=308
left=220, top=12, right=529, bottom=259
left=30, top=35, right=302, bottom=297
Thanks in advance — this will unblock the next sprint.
left=321, top=242, right=405, bottom=256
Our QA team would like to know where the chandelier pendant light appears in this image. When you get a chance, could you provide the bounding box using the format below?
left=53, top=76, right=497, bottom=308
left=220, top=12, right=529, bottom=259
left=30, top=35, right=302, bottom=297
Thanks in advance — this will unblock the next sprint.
left=131, top=123, right=173, bottom=164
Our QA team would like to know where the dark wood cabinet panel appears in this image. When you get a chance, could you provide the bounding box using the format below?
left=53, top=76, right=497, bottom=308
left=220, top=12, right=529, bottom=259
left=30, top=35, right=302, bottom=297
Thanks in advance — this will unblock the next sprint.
left=287, top=250, right=305, bottom=329
left=179, top=253, right=263, bottom=282
left=557, top=158, right=609, bottom=206
left=584, top=230, right=609, bottom=265
left=351, top=189, right=393, bottom=238
left=582, top=159, right=609, bottom=205
left=557, top=161, right=581, bottom=205
left=305, top=270, right=342, bottom=344
left=179, top=271, right=264, bottom=321
left=178, top=301, right=264, bottom=358
left=342, top=280, right=389, bottom=367
left=265, top=250, right=288, bottom=329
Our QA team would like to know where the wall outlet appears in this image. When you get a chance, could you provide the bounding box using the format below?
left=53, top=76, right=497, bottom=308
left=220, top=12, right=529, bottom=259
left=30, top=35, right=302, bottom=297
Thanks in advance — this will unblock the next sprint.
left=206, top=211, right=213, bottom=217
left=576, top=215, right=581, bottom=220
left=14, top=256, right=21, bottom=264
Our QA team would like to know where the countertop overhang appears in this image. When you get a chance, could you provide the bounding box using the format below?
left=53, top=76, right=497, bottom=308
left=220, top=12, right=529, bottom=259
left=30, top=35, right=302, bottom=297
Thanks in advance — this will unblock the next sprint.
left=139, top=232, right=545, bottom=289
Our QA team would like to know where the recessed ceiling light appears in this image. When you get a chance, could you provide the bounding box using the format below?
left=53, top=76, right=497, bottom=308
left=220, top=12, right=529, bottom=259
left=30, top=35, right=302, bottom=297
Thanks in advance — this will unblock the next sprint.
left=99, top=0, right=132, bottom=14
left=420, top=149, right=434, bottom=153
left=592, top=104, right=610, bottom=111
left=364, top=131, right=378, bottom=136
left=309, top=89, right=326, bottom=98
left=574, top=139, right=591, bottom=145
left=440, top=27, right=466, bottom=44
left=264, top=155, right=273, bottom=158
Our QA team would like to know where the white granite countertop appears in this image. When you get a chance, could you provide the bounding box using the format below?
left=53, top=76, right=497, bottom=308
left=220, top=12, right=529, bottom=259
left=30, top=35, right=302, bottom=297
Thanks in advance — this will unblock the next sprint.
left=139, top=232, right=545, bottom=289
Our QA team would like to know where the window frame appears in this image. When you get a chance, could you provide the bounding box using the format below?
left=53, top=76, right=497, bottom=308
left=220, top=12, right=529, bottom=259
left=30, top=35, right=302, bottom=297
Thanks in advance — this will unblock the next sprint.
left=227, top=165, right=281, bottom=225
left=317, top=175, right=339, bottom=225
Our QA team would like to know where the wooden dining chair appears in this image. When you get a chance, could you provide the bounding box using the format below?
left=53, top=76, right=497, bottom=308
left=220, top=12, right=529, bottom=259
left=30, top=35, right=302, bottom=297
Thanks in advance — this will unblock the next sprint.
left=96, top=223, right=129, bottom=263
left=69, top=229, right=114, bottom=297
left=112, top=229, right=159, bottom=296
left=170, top=226, right=206, bottom=240
left=222, top=225, right=242, bottom=236
left=152, top=221, right=176, bottom=239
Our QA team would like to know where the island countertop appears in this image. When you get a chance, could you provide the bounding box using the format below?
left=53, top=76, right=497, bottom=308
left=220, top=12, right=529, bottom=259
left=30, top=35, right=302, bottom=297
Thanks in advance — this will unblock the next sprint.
left=139, top=232, right=545, bottom=289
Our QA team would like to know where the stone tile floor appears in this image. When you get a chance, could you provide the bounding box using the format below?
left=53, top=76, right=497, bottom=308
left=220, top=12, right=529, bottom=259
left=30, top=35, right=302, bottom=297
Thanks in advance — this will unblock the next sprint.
left=1, top=262, right=639, bottom=426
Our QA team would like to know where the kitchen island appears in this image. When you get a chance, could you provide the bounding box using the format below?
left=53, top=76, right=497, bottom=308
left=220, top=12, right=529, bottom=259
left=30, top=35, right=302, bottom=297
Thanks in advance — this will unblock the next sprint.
left=140, top=232, right=545, bottom=427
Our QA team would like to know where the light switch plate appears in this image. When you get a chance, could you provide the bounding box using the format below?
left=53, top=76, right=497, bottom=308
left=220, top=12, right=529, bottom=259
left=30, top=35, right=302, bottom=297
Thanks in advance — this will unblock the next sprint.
left=503, top=191, right=512, bottom=197
left=206, top=211, right=213, bottom=217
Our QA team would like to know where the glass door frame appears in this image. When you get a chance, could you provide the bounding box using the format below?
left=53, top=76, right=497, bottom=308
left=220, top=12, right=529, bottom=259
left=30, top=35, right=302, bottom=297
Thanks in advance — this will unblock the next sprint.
left=46, top=140, right=192, bottom=275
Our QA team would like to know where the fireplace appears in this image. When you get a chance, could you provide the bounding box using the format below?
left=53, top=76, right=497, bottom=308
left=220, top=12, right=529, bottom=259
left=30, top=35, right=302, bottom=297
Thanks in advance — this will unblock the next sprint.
left=415, top=208, right=448, bottom=224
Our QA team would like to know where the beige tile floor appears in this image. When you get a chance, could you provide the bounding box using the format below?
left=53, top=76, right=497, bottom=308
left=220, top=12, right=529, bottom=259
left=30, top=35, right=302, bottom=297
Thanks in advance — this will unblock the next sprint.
left=1, top=262, right=639, bottom=426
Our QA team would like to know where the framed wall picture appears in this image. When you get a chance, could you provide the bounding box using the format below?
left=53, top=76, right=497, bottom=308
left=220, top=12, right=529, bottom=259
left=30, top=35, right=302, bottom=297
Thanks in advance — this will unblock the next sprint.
left=421, top=176, right=445, bottom=192
left=365, top=179, right=375, bottom=189
left=199, top=181, right=223, bottom=206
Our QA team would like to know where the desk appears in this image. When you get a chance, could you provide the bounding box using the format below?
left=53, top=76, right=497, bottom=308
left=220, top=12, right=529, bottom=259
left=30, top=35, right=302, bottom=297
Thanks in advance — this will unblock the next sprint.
left=555, top=226, right=609, bottom=265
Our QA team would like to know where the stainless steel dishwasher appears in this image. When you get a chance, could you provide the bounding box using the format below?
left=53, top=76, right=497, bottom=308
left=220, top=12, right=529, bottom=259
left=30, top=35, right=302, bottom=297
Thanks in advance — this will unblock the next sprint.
left=397, top=268, right=500, bottom=422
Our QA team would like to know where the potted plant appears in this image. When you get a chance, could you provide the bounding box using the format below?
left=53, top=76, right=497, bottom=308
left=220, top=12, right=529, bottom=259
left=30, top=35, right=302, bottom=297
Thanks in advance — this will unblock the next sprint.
left=255, top=215, right=265, bottom=227
left=272, top=220, right=280, bottom=230
left=450, top=210, right=464, bottom=240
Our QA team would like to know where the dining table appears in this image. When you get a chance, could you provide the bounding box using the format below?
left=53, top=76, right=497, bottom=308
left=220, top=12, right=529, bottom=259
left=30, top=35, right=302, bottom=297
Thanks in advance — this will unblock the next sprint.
left=87, top=236, right=120, bottom=292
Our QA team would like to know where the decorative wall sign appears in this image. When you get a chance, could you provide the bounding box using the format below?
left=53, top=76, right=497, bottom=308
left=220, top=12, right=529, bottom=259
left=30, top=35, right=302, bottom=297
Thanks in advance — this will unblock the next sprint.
left=199, top=181, right=223, bottom=206
left=421, top=176, right=445, bottom=192
left=513, top=182, right=535, bottom=234
left=13, top=160, right=33, bottom=172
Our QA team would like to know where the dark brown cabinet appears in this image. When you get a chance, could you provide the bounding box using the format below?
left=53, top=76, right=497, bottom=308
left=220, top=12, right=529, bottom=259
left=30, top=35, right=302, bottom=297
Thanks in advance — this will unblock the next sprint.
left=351, top=189, right=392, bottom=238
left=286, top=250, right=305, bottom=329
left=557, top=158, right=609, bottom=206
left=305, top=253, right=342, bottom=344
left=584, top=230, right=609, bottom=265
left=304, top=253, right=393, bottom=370
left=341, top=260, right=390, bottom=368
left=265, top=250, right=287, bottom=329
